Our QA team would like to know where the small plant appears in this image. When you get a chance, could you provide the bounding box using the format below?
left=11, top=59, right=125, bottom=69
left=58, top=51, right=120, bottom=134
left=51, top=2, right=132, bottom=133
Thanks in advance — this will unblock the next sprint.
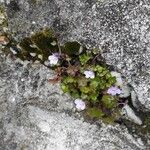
left=4, top=28, right=126, bottom=124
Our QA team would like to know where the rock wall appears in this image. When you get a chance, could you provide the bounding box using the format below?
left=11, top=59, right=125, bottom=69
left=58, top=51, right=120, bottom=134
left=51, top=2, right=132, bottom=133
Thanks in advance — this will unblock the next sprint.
left=3, top=0, right=150, bottom=110
left=0, top=53, right=147, bottom=150
left=0, top=0, right=150, bottom=149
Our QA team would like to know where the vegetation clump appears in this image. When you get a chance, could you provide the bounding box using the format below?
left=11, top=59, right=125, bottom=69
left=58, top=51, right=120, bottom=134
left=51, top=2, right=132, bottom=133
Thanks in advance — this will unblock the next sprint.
left=4, top=28, right=126, bottom=124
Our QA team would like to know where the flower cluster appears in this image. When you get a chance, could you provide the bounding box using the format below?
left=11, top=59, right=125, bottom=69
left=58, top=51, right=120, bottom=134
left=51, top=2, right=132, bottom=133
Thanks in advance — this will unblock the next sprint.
left=47, top=49, right=124, bottom=121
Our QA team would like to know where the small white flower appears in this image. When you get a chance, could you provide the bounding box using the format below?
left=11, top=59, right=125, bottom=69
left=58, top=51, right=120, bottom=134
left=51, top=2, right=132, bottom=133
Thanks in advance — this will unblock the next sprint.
left=84, top=70, right=95, bottom=79
left=74, top=99, right=86, bottom=111
left=48, top=54, right=59, bottom=65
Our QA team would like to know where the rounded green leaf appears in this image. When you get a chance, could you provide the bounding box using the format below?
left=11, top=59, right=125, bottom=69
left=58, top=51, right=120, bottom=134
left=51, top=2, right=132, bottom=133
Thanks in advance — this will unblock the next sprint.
left=80, top=87, right=90, bottom=94
left=61, top=83, right=69, bottom=93
left=79, top=54, right=92, bottom=65
left=101, top=95, right=117, bottom=109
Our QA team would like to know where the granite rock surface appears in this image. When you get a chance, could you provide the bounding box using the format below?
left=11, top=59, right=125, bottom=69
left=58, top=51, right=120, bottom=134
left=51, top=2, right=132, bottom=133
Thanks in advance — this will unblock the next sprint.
left=1, top=0, right=150, bottom=110
left=0, top=0, right=150, bottom=149
left=0, top=53, right=148, bottom=150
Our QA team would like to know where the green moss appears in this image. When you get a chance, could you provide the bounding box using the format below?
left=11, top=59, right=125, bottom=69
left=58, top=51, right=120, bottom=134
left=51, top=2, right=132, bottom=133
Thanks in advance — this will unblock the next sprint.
left=19, top=37, right=39, bottom=52
left=87, top=107, right=104, bottom=119
left=62, top=41, right=82, bottom=56
left=31, top=28, right=59, bottom=56
left=102, top=116, right=117, bottom=124
left=17, top=28, right=60, bottom=62
left=88, top=92, right=99, bottom=102
left=17, top=37, right=38, bottom=61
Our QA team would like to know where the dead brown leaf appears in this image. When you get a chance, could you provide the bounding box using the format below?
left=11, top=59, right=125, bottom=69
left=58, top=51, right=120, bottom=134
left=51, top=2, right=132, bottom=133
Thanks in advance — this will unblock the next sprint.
left=48, top=76, right=62, bottom=84
left=0, top=36, right=9, bottom=45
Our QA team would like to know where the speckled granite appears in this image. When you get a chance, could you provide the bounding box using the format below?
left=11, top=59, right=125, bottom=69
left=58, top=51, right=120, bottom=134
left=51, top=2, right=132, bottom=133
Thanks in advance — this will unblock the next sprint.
left=0, top=0, right=150, bottom=149
left=2, top=0, right=150, bottom=110
left=0, top=53, right=147, bottom=150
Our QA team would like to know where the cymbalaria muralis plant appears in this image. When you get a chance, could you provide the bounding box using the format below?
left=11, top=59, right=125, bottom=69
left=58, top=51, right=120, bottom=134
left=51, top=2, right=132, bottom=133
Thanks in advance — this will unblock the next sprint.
left=2, top=28, right=127, bottom=124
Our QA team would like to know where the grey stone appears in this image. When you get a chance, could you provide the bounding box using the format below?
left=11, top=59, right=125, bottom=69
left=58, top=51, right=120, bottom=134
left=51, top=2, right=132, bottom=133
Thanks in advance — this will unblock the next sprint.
left=1, top=0, right=150, bottom=110
left=0, top=53, right=146, bottom=150
left=0, top=53, right=148, bottom=150
left=0, top=0, right=150, bottom=149
left=122, top=104, right=142, bottom=125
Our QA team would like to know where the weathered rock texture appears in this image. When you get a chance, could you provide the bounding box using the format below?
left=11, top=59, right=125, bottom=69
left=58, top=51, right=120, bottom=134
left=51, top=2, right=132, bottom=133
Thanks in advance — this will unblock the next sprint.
left=0, top=53, right=148, bottom=150
left=0, top=0, right=150, bottom=149
left=2, top=0, right=150, bottom=110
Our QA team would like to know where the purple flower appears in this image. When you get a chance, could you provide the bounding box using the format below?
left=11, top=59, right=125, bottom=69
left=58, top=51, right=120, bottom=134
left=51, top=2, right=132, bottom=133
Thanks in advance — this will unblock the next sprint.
left=84, top=70, right=95, bottom=79
left=48, top=54, right=59, bottom=65
left=107, top=86, right=122, bottom=96
left=53, top=53, right=61, bottom=58
left=74, top=99, right=86, bottom=111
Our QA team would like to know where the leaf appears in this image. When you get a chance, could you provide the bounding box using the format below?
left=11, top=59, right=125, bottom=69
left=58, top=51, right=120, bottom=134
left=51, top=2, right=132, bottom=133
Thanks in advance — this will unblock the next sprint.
left=31, top=28, right=58, bottom=53
left=61, top=83, right=69, bottom=93
left=102, top=116, right=116, bottom=124
left=89, top=92, right=99, bottom=102
left=99, top=70, right=108, bottom=77
left=108, top=76, right=116, bottom=85
left=89, top=78, right=100, bottom=89
left=87, top=107, right=104, bottom=118
left=48, top=76, right=62, bottom=84
left=101, top=95, right=117, bottom=109
left=63, top=76, right=76, bottom=84
left=99, top=80, right=106, bottom=89
left=0, top=35, right=9, bottom=45
left=105, top=72, right=112, bottom=79
left=66, top=65, right=79, bottom=76
left=80, top=87, right=90, bottom=94
left=79, top=54, right=92, bottom=65
left=77, top=77, right=88, bottom=87
left=102, top=110, right=121, bottom=124
left=94, top=65, right=103, bottom=73
left=81, top=93, right=88, bottom=99
left=70, top=90, right=80, bottom=98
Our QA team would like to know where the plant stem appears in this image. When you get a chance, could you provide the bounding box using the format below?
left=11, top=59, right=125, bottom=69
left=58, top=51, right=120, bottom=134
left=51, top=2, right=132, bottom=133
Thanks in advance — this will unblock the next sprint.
left=57, top=39, right=62, bottom=55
